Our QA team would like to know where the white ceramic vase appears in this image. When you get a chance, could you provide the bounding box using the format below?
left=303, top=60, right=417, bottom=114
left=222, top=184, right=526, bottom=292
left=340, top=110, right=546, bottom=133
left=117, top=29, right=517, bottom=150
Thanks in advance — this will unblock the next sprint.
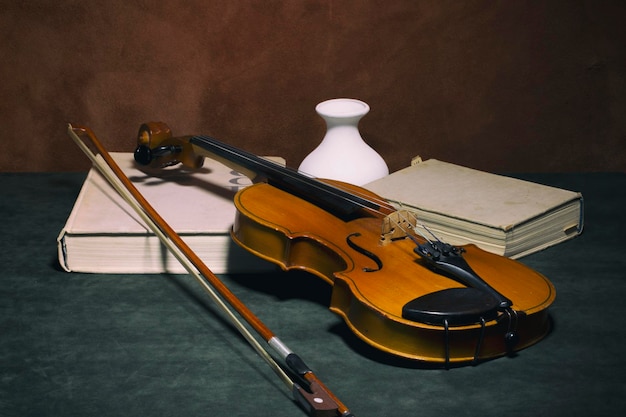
left=298, top=98, right=389, bottom=186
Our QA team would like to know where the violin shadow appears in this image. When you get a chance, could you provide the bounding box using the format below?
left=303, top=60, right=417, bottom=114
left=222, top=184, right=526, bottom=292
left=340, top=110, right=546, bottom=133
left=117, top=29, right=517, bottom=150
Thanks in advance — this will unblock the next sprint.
left=229, top=270, right=467, bottom=370
left=325, top=321, right=478, bottom=370
left=229, top=270, right=558, bottom=370
left=228, top=269, right=332, bottom=304
left=130, top=164, right=240, bottom=201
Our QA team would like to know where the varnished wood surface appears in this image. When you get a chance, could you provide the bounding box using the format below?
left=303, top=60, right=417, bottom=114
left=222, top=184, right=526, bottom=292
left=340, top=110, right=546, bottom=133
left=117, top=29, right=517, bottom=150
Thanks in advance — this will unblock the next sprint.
left=232, top=183, right=555, bottom=363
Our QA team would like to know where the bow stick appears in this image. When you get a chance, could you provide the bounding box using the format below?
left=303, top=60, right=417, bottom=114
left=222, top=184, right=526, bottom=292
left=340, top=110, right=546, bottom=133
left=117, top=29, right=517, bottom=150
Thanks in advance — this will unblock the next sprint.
left=67, top=124, right=355, bottom=417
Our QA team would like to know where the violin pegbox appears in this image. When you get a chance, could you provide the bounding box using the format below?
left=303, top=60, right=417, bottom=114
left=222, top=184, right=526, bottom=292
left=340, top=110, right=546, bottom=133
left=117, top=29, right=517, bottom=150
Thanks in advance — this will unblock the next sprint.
left=380, top=209, right=418, bottom=245
left=134, top=122, right=204, bottom=170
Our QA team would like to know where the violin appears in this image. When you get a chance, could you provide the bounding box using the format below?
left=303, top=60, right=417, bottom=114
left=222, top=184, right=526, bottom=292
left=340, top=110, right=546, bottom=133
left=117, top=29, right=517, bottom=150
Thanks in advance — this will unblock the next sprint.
left=134, top=122, right=556, bottom=366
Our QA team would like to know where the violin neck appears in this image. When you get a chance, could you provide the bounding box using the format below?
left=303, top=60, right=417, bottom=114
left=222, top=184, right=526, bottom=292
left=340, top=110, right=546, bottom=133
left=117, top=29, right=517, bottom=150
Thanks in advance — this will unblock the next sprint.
left=190, top=135, right=379, bottom=219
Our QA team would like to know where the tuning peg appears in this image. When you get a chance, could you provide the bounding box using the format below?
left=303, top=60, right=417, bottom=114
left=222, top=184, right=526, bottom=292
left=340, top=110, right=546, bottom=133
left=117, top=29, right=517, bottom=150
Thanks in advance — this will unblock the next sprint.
left=134, top=144, right=181, bottom=166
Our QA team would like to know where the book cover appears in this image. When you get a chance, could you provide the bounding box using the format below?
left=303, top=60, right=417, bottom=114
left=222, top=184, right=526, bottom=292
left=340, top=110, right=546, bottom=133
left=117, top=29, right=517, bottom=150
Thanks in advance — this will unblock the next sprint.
left=364, top=158, right=583, bottom=258
left=57, top=152, right=281, bottom=273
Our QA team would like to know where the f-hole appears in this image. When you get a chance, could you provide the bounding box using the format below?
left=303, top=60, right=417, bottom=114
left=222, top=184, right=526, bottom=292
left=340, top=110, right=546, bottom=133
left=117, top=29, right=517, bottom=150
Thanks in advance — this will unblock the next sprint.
left=346, top=233, right=383, bottom=272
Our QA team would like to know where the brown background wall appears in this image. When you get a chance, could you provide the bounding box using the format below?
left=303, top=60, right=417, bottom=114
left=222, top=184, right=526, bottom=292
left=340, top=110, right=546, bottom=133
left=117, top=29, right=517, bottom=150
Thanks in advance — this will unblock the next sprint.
left=1, top=1, right=625, bottom=174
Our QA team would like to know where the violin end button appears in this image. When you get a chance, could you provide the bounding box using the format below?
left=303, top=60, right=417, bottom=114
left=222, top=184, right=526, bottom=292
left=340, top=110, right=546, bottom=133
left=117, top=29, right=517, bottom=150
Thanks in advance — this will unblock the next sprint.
left=504, top=331, right=519, bottom=350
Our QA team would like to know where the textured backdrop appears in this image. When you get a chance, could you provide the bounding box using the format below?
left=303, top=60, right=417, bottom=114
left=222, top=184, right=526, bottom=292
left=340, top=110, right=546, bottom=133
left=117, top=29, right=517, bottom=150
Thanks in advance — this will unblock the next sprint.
left=1, top=1, right=625, bottom=173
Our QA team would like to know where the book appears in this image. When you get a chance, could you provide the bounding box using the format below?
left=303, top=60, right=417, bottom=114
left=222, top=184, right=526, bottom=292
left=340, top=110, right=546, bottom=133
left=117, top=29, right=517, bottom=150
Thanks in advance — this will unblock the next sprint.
left=57, top=152, right=282, bottom=274
left=363, top=158, right=584, bottom=258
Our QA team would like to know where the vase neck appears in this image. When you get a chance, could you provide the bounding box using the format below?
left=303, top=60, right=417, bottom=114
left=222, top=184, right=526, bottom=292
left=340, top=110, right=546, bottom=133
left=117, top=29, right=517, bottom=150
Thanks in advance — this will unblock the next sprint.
left=322, top=114, right=365, bottom=129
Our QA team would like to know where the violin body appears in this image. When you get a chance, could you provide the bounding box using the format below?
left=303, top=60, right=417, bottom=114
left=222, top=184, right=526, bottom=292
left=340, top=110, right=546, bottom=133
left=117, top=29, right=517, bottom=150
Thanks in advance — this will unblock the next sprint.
left=232, top=182, right=555, bottom=364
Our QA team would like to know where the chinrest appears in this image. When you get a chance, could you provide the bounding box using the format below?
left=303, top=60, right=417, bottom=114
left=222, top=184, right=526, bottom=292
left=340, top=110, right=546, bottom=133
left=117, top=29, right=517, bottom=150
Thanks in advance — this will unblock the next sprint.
left=402, top=287, right=500, bottom=326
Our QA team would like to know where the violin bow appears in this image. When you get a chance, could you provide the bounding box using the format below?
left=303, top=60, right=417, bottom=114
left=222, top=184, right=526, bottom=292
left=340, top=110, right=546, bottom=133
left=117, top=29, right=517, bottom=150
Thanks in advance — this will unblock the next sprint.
left=67, top=124, right=355, bottom=417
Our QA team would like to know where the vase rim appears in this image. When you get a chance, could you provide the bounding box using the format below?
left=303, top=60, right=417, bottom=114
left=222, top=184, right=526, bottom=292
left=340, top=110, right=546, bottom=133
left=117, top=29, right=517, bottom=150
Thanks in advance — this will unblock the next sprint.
left=316, top=98, right=370, bottom=118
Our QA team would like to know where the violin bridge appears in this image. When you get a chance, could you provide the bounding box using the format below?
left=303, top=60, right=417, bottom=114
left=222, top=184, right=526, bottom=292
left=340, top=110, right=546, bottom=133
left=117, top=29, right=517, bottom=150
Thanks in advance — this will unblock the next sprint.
left=380, top=210, right=418, bottom=246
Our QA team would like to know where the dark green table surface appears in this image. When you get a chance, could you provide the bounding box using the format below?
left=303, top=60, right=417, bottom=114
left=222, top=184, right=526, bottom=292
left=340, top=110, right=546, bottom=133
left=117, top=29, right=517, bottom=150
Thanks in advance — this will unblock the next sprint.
left=2, top=172, right=625, bottom=417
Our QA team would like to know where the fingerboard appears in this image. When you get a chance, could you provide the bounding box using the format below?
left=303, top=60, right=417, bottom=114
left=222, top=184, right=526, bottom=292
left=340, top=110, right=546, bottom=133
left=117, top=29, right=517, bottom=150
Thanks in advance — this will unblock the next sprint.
left=190, top=135, right=379, bottom=219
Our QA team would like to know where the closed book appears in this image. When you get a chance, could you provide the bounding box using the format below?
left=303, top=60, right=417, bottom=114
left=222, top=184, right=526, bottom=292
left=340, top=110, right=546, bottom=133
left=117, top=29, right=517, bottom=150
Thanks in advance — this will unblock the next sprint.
left=57, top=152, right=280, bottom=273
left=364, top=158, right=583, bottom=258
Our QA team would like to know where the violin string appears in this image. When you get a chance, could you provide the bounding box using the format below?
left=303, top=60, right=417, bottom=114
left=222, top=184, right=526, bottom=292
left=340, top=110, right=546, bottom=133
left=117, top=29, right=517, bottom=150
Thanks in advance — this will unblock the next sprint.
left=279, top=164, right=443, bottom=246
left=392, top=208, right=434, bottom=244
left=68, top=125, right=294, bottom=391
left=193, top=134, right=439, bottom=246
left=193, top=135, right=396, bottom=216
left=322, top=180, right=451, bottom=247
left=301, top=174, right=440, bottom=244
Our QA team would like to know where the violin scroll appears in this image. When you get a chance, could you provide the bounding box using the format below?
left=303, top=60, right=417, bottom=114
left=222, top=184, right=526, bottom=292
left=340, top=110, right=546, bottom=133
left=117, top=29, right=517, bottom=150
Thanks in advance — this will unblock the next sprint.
left=134, top=122, right=204, bottom=169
